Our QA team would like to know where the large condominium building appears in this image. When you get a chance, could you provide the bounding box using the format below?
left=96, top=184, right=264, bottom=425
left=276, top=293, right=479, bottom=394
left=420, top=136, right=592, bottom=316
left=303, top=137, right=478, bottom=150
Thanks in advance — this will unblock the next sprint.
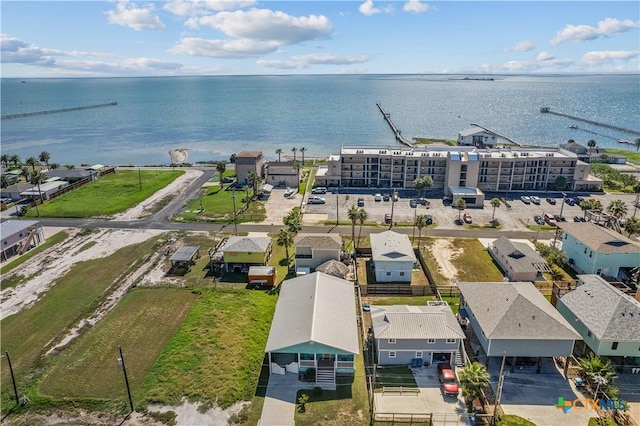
left=315, top=145, right=602, bottom=206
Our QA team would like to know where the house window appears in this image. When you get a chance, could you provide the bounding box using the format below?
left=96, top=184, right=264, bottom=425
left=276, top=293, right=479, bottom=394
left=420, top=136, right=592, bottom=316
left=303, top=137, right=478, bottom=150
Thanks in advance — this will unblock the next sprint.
left=386, top=272, right=391, bottom=276
left=587, top=330, right=592, bottom=338
left=427, top=339, right=436, bottom=344
left=612, top=342, right=618, bottom=350
left=389, top=351, right=396, bottom=358
left=399, top=272, right=405, bottom=276
left=416, top=351, right=423, bottom=358
left=388, top=339, right=396, bottom=344
left=446, top=339, right=456, bottom=344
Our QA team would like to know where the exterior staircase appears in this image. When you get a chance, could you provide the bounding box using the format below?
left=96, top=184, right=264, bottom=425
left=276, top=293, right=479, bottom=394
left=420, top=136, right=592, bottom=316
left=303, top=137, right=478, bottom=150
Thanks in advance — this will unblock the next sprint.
left=316, top=368, right=335, bottom=385
left=456, top=341, right=467, bottom=368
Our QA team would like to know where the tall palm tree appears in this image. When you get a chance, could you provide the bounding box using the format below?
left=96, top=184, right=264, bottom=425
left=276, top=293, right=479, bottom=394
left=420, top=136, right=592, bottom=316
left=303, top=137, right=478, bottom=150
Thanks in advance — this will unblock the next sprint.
left=29, top=170, right=47, bottom=216
left=291, top=147, right=297, bottom=163
left=490, top=197, right=501, bottom=221
left=347, top=205, right=359, bottom=252
left=454, top=198, right=466, bottom=223
left=577, top=355, right=616, bottom=397
left=587, top=139, right=597, bottom=153
left=1, top=175, right=10, bottom=189
left=415, top=214, right=427, bottom=243
left=625, top=216, right=640, bottom=238
left=634, top=138, right=640, bottom=152
left=20, top=166, right=30, bottom=183
left=356, top=208, right=368, bottom=249
left=277, top=228, right=294, bottom=271
left=283, top=210, right=302, bottom=234
left=580, top=199, right=602, bottom=218
left=300, top=147, right=307, bottom=166
left=413, top=176, right=433, bottom=200
left=606, top=199, right=627, bottom=219
left=247, top=170, right=261, bottom=197
left=25, top=156, right=38, bottom=172
left=10, top=155, right=20, bottom=169
left=275, top=148, right=283, bottom=162
left=457, top=362, right=490, bottom=413
left=216, top=161, right=226, bottom=185
left=1, top=154, right=9, bottom=169
left=39, top=151, right=51, bottom=168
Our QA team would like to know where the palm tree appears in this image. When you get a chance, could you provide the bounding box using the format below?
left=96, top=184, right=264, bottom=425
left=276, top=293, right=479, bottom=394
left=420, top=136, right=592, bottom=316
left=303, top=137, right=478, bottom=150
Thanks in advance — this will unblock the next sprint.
left=29, top=170, right=47, bottom=216
left=247, top=170, right=261, bottom=197
left=415, top=214, right=427, bottom=243
left=457, top=362, right=490, bottom=412
left=454, top=198, right=466, bottom=223
left=39, top=151, right=51, bottom=168
left=490, top=197, right=501, bottom=221
left=634, top=137, right=640, bottom=152
left=577, top=355, right=617, bottom=398
left=283, top=210, right=302, bottom=234
left=356, top=208, right=368, bottom=249
left=216, top=161, right=226, bottom=185
left=413, top=176, right=433, bottom=200
left=20, top=166, right=30, bottom=183
left=347, top=205, right=359, bottom=252
left=277, top=228, right=294, bottom=271
left=1, top=174, right=10, bottom=189
left=25, top=156, right=38, bottom=172
left=606, top=199, right=627, bottom=219
left=229, top=153, right=236, bottom=164
left=1, top=154, right=9, bottom=169
left=587, top=139, right=597, bottom=153
left=275, top=148, right=283, bottom=162
left=625, top=216, right=640, bottom=238
left=10, top=155, right=20, bottom=169
left=300, top=147, right=307, bottom=167
left=291, top=147, right=297, bottom=163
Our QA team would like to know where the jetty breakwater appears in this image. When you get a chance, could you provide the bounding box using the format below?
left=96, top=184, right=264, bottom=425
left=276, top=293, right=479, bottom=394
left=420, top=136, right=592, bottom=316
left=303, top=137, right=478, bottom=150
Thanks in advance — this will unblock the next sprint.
left=1, top=102, right=118, bottom=120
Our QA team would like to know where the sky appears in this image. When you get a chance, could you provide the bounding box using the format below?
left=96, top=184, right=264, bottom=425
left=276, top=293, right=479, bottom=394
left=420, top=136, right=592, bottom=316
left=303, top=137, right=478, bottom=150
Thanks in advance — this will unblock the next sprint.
left=1, top=1, right=639, bottom=78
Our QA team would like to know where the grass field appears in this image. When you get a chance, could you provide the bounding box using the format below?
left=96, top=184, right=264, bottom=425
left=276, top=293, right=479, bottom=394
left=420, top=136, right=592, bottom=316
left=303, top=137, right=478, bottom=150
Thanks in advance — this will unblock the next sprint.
left=176, top=184, right=266, bottom=223
left=0, top=237, right=161, bottom=410
left=138, top=288, right=277, bottom=409
left=450, top=239, right=504, bottom=282
left=606, top=148, right=640, bottom=164
left=496, top=414, right=537, bottom=425
left=38, top=288, right=197, bottom=399
left=25, top=170, right=183, bottom=218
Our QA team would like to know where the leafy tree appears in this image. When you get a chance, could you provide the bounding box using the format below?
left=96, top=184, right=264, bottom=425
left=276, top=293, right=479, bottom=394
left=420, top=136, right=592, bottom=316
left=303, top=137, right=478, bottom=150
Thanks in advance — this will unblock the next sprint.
left=554, top=176, right=567, bottom=191
left=49, top=163, right=59, bottom=170
left=587, top=139, right=597, bottom=152
left=625, top=216, right=640, bottom=238
left=635, top=137, right=640, bottom=152
left=579, top=199, right=602, bottom=218
left=300, top=147, right=307, bottom=166
left=490, top=197, right=501, bottom=221
left=347, top=204, right=359, bottom=251
left=415, top=214, right=427, bottom=242
left=1, top=154, right=9, bottom=169
left=10, top=155, right=20, bottom=169
left=39, top=151, right=51, bottom=168
left=606, top=200, right=627, bottom=219
left=283, top=210, right=302, bottom=234
left=1, top=174, right=10, bottom=189
left=454, top=198, right=466, bottom=222
left=277, top=228, right=294, bottom=270
left=291, top=147, right=297, bottom=163
left=356, top=208, right=368, bottom=249
left=229, top=153, right=236, bottom=164
left=25, top=156, right=38, bottom=172
left=457, top=362, right=490, bottom=412
left=65, top=164, right=76, bottom=170
left=20, top=166, right=30, bottom=183
left=275, top=148, right=283, bottom=162
left=247, top=170, right=261, bottom=197
left=215, top=161, right=226, bottom=185
left=413, top=175, right=433, bottom=200
left=534, top=241, right=567, bottom=267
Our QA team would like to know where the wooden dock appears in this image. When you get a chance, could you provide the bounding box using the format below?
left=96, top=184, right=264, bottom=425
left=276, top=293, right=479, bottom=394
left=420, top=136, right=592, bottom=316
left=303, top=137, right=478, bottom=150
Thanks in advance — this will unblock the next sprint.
left=540, top=107, right=640, bottom=137
left=1, top=102, right=118, bottom=120
left=376, top=103, right=414, bottom=147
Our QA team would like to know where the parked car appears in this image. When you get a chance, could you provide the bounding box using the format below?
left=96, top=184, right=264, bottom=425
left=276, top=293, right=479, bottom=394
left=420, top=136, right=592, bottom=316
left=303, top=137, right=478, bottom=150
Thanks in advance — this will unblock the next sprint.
left=384, top=213, right=392, bottom=224
left=437, top=361, right=452, bottom=373
left=520, top=196, right=531, bottom=204
left=546, top=197, right=556, bottom=205
left=463, top=213, right=472, bottom=224
left=530, top=196, right=541, bottom=205
left=409, top=199, right=418, bottom=208
left=222, top=177, right=235, bottom=183
left=439, top=368, right=459, bottom=397
left=284, top=187, right=295, bottom=198
left=534, top=215, right=545, bottom=225
left=374, top=193, right=382, bottom=201
left=307, top=196, right=326, bottom=204
left=554, top=215, right=566, bottom=222
left=383, top=194, right=390, bottom=202
left=565, top=198, right=576, bottom=206
left=357, top=198, right=365, bottom=207
left=311, top=187, right=327, bottom=194
left=544, top=213, right=557, bottom=226
left=574, top=216, right=586, bottom=222
left=426, top=214, right=433, bottom=225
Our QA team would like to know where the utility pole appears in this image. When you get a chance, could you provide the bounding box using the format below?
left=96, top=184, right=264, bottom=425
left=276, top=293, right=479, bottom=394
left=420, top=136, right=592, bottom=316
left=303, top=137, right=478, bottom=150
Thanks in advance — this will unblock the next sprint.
left=336, top=188, right=339, bottom=226
left=389, top=189, right=396, bottom=230
left=553, top=192, right=566, bottom=247
left=232, top=189, right=238, bottom=236
left=493, top=352, right=507, bottom=424
left=138, top=167, right=142, bottom=191
left=5, top=352, right=19, bottom=406
left=412, top=206, right=417, bottom=242
left=118, top=347, right=134, bottom=414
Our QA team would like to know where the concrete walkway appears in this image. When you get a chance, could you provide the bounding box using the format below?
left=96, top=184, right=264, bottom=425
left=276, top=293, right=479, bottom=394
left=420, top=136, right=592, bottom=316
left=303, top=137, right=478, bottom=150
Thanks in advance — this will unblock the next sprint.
left=259, top=372, right=300, bottom=426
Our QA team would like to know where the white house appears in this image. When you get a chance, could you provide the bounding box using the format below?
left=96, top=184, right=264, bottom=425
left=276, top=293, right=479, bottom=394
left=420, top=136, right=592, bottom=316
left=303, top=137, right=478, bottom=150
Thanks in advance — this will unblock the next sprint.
left=370, top=231, right=416, bottom=283
left=457, top=126, right=499, bottom=147
left=1, top=220, right=46, bottom=262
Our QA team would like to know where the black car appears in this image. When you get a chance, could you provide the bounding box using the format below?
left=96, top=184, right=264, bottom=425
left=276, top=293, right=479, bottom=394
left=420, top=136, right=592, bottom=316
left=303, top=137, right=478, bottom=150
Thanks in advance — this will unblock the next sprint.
left=383, top=194, right=390, bottom=202
left=554, top=215, right=566, bottom=222
left=409, top=199, right=418, bottom=208
left=565, top=198, right=576, bottom=206
left=574, top=216, right=586, bottom=222
left=546, top=198, right=556, bottom=205
left=357, top=198, right=365, bottom=207
left=426, top=214, right=433, bottom=225
left=534, top=215, right=545, bottom=225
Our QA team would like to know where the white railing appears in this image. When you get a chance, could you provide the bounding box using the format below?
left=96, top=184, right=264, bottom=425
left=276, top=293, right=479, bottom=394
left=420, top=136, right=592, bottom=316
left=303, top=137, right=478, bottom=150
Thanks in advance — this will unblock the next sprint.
left=299, top=360, right=315, bottom=368
left=336, top=361, right=354, bottom=369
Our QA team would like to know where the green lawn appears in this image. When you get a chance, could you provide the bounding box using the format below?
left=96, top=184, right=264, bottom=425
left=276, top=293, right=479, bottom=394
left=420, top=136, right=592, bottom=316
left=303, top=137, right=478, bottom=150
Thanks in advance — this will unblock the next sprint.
left=375, top=365, right=418, bottom=388
left=138, top=288, right=277, bottom=409
left=38, top=288, right=197, bottom=399
left=450, top=239, right=504, bottom=282
left=175, top=184, right=266, bottom=223
left=496, top=414, right=537, bottom=425
left=606, top=148, right=640, bottom=164
left=0, top=237, right=161, bottom=410
left=25, top=170, right=183, bottom=218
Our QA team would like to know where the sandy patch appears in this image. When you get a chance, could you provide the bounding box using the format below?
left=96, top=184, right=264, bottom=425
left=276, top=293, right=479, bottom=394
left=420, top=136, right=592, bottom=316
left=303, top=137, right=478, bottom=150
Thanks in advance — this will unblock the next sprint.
left=125, top=399, right=249, bottom=426
left=110, top=169, right=203, bottom=220
left=429, top=238, right=462, bottom=282
left=302, top=213, right=328, bottom=225
left=1, top=228, right=164, bottom=321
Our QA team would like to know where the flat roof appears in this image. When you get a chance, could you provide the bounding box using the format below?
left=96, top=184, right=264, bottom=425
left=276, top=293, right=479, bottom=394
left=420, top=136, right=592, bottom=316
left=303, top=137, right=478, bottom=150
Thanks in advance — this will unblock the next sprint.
left=170, top=245, right=200, bottom=262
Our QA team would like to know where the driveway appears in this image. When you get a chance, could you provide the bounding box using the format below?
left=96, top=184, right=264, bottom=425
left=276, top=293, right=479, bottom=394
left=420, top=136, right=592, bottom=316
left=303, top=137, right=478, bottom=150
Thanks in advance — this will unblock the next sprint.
left=374, top=366, right=470, bottom=424
left=261, top=188, right=303, bottom=225
left=259, top=372, right=299, bottom=426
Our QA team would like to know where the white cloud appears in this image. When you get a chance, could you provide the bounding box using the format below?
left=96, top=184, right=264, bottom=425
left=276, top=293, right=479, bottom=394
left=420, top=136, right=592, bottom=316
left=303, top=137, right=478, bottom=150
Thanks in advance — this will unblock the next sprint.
left=188, top=8, right=332, bottom=45
left=106, top=1, right=166, bottom=31
left=169, top=37, right=279, bottom=58
left=551, top=18, right=639, bottom=45
left=403, top=0, right=429, bottom=14
left=0, top=34, right=103, bottom=67
left=258, top=53, right=370, bottom=70
left=507, top=40, right=535, bottom=52
left=359, top=0, right=381, bottom=16
left=536, top=51, right=554, bottom=62
left=164, top=0, right=256, bottom=17
left=256, top=59, right=301, bottom=70
left=580, top=50, right=639, bottom=67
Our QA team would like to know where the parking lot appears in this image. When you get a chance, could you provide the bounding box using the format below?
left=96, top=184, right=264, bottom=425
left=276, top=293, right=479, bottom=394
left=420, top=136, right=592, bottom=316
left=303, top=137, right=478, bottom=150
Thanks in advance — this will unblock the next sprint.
left=301, top=188, right=640, bottom=233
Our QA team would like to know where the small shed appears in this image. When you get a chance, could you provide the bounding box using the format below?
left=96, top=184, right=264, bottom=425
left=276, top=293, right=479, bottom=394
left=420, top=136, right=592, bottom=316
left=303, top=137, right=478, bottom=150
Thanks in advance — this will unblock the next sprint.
left=248, top=266, right=276, bottom=287
left=170, top=245, right=200, bottom=271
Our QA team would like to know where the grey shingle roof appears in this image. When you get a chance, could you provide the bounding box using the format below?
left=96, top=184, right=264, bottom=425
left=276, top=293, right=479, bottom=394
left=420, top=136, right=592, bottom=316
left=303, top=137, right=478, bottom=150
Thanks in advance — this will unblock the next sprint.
left=491, top=236, right=549, bottom=273
left=315, top=260, right=349, bottom=278
left=370, top=231, right=416, bottom=263
left=558, top=222, right=640, bottom=254
left=294, top=233, right=342, bottom=250
left=222, top=236, right=272, bottom=253
left=370, top=305, right=465, bottom=340
left=0, top=220, right=41, bottom=238
left=458, top=282, right=581, bottom=341
left=265, top=272, right=359, bottom=354
left=561, top=275, right=640, bottom=341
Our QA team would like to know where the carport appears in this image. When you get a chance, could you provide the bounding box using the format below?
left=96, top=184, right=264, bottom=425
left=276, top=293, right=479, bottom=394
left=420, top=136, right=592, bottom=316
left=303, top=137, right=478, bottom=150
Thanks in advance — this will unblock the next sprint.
left=169, top=245, right=200, bottom=271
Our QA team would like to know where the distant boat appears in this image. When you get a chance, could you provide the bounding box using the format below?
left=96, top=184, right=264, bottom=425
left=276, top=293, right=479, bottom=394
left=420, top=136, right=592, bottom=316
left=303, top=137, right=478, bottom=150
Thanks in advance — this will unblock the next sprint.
left=569, top=124, right=578, bottom=129
left=617, top=139, right=632, bottom=145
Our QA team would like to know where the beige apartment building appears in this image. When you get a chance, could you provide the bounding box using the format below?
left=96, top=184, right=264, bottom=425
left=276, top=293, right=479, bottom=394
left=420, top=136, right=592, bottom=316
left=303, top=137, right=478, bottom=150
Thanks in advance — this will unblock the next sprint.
left=315, top=145, right=602, bottom=206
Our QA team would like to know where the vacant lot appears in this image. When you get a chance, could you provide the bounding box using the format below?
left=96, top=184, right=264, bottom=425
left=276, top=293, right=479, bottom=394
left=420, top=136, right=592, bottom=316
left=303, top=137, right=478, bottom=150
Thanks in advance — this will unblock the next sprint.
left=175, top=183, right=266, bottom=223
left=39, top=288, right=197, bottom=399
left=26, top=170, right=182, bottom=218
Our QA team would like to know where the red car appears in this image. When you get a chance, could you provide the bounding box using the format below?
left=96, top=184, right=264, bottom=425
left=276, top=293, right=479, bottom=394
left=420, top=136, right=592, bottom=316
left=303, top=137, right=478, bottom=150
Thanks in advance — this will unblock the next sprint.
left=439, top=367, right=459, bottom=397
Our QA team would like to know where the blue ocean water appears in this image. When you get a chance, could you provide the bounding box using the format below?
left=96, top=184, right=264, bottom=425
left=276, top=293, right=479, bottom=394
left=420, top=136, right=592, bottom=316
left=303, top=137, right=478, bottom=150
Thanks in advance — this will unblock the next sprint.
left=1, top=74, right=639, bottom=166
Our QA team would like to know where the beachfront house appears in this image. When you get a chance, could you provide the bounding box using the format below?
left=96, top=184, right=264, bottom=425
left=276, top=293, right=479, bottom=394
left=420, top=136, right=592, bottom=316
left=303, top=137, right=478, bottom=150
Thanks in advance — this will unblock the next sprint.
left=266, top=161, right=300, bottom=188
left=235, top=151, right=266, bottom=185
left=371, top=303, right=466, bottom=367
left=370, top=231, right=416, bottom=283
left=265, top=272, right=359, bottom=387
left=457, top=126, right=499, bottom=147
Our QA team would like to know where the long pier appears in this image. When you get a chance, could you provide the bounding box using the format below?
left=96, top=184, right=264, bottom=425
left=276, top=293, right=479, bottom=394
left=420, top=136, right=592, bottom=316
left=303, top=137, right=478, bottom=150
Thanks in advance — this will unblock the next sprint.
left=540, top=107, right=640, bottom=137
left=376, top=103, right=414, bottom=147
left=1, top=102, right=118, bottom=120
